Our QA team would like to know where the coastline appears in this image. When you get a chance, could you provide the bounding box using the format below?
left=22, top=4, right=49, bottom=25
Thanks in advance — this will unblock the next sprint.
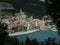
left=8, top=28, right=58, bottom=36
left=9, top=29, right=40, bottom=36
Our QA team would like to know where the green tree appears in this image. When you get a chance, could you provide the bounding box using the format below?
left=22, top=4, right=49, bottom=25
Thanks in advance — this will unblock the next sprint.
left=45, top=0, right=60, bottom=33
left=0, top=22, right=20, bottom=45
left=25, top=37, right=31, bottom=45
left=31, top=39, right=39, bottom=45
left=45, top=38, right=56, bottom=45
left=25, top=37, right=40, bottom=45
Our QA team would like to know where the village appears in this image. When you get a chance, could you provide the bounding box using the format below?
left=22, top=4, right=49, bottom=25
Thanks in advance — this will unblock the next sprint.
left=1, top=9, right=54, bottom=33
left=0, top=2, right=57, bottom=34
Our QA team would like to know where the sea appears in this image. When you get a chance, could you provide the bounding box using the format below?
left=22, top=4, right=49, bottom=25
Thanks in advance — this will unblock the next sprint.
left=17, top=30, right=60, bottom=42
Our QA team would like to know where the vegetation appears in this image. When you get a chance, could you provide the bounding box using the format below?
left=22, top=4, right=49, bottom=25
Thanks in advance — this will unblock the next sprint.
left=0, top=22, right=20, bottom=45
left=0, top=22, right=60, bottom=45
left=0, top=0, right=60, bottom=33
left=45, top=0, right=60, bottom=33
left=0, top=12, right=14, bottom=19
left=23, top=37, right=60, bottom=45
left=0, top=0, right=45, bottom=19
left=0, top=0, right=60, bottom=45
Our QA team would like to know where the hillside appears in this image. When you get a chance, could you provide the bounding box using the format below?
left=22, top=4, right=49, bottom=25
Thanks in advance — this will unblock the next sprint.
left=0, top=0, right=46, bottom=19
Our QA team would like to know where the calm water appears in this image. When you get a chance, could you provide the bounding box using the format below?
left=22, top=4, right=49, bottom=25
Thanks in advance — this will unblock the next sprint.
left=17, top=30, right=60, bottom=42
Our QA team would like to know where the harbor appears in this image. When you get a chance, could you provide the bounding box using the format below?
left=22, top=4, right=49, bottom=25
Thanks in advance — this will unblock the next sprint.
left=0, top=1, right=60, bottom=45
left=9, top=27, right=58, bottom=36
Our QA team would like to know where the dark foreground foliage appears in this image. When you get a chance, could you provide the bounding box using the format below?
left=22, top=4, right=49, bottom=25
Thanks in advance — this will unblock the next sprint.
left=0, top=22, right=20, bottom=45
left=23, top=37, right=60, bottom=45
left=0, top=22, right=60, bottom=45
left=45, top=0, right=60, bottom=33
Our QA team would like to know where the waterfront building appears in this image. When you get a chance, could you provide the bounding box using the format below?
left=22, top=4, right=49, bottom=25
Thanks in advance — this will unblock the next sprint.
left=7, top=15, right=53, bottom=32
left=26, top=22, right=31, bottom=30
left=2, top=19, right=10, bottom=24
left=3, top=8, right=54, bottom=32
left=42, top=15, right=53, bottom=25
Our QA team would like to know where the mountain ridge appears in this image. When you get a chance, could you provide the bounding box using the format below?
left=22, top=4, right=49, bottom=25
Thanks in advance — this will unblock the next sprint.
left=0, top=0, right=46, bottom=19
